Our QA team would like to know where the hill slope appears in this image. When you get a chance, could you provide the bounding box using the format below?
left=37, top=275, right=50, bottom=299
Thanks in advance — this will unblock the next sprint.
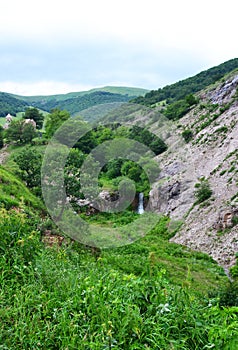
left=28, top=91, right=137, bottom=116
left=12, top=86, right=148, bottom=103
left=1, top=86, right=148, bottom=122
left=0, top=92, right=29, bottom=117
left=0, top=166, right=45, bottom=212
left=133, top=58, right=238, bottom=106
left=96, top=65, right=238, bottom=270
left=146, top=70, right=238, bottom=269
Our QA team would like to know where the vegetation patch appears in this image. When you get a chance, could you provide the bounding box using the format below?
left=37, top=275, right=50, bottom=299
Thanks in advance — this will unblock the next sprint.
left=194, top=178, right=213, bottom=204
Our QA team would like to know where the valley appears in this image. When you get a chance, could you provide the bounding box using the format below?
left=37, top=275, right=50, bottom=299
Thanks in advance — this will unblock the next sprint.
left=0, top=59, right=238, bottom=349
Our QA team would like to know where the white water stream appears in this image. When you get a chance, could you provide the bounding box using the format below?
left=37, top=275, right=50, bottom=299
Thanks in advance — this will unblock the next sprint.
left=137, top=192, right=144, bottom=214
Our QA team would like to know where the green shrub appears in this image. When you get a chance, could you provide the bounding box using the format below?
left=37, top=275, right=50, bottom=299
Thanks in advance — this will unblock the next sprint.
left=232, top=215, right=238, bottom=226
left=230, top=265, right=238, bottom=278
left=218, top=280, right=238, bottom=307
left=182, top=129, right=193, bottom=143
left=194, top=178, right=212, bottom=203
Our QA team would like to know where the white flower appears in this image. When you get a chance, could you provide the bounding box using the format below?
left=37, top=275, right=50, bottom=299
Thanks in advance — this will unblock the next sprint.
left=159, top=303, right=171, bottom=313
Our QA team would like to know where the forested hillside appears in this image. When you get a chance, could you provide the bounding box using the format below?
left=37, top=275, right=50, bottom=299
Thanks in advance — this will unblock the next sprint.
left=29, top=91, right=136, bottom=115
left=0, top=92, right=29, bottom=117
left=133, top=58, right=238, bottom=106
left=0, top=86, right=147, bottom=121
left=1, top=60, right=238, bottom=349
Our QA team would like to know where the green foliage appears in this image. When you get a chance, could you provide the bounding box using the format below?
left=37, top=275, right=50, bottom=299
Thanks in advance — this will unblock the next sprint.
left=182, top=129, right=193, bottom=143
left=75, top=129, right=98, bottom=153
left=23, top=107, right=44, bottom=129
left=0, top=125, right=4, bottom=148
left=133, top=58, right=238, bottom=106
left=230, top=266, right=238, bottom=278
left=4, top=119, right=37, bottom=144
left=121, top=160, right=143, bottom=182
left=128, top=125, right=167, bottom=155
left=232, top=215, right=238, bottom=226
left=0, top=208, right=41, bottom=269
left=21, top=86, right=147, bottom=103
left=215, top=125, right=228, bottom=134
left=0, top=92, right=28, bottom=117
left=63, top=124, right=166, bottom=199
left=185, top=93, right=198, bottom=106
left=0, top=211, right=235, bottom=349
left=218, top=280, right=238, bottom=307
left=30, top=91, right=135, bottom=116
left=13, top=146, right=43, bottom=192
left=164, top=94, right=198, bottom=120
left=104, top=158, right=125, bottom=179
left=0, top=167, right=44, bottom=211
left=45, top=108, right=70, bottom=138
left=194, top=178, right=213, bottom=204
left=99, top=155, right=159, bottom=196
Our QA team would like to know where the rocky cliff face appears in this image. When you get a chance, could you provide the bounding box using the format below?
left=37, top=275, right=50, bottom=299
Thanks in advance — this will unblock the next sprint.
left=148, top=71, right=238, bottom=269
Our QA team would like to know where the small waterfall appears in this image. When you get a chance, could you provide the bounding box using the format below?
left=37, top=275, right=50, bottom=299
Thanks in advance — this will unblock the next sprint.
left=137, top=192, right=144, bottom=214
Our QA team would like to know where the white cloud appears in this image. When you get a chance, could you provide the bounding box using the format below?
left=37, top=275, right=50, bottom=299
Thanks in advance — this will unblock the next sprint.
left=0, top=81, right=94, bottom=96
left=1, top=0, right=237, bottom=50
left=0, top=0, right=237, bottom=94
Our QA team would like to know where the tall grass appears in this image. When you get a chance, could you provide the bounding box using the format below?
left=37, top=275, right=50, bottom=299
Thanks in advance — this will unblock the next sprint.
left=0, top=209, right=238, bottom=349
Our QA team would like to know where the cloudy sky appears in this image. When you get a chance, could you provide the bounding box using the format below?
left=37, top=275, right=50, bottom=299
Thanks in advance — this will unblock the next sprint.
left=0, top=0, right=237, bottom=95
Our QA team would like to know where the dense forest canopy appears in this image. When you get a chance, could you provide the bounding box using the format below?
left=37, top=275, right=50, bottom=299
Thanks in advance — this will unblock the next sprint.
left=30, top=91, right=137, bottom=115
left=0, top=92, right=29, bottom=117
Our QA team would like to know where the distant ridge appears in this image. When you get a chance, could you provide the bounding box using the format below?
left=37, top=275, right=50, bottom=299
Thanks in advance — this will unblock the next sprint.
left=1, top=59, right=238, bottom=120
left=28, top=91, right=137, bottom=116
left=10, top=86, right=149, bottom=103
left=0, top=86, right=148, bottom=119
left=0, top=92, right=29, bottom=117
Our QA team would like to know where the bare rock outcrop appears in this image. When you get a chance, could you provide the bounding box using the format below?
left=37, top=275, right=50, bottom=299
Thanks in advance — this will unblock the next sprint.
left=148, top=72, right=238, bottom=269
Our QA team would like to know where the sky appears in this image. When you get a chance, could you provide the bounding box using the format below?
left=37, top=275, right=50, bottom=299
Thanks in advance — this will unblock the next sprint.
left=0, top=0, right=237, bottom=96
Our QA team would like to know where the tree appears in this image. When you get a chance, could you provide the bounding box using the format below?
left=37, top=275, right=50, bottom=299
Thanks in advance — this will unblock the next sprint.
left=5, top=120, right=23, bottom=143
left=64, top=148, right=85, bottom=198
left=21, top=123, right=37, bottom=144
left=23, top=107, right=44, bottom=129
left=150, top=137, right=167, bottom=154
left=45, top=109, right=70, bottom=138
left=121, top=160, right=142, bottom=182
left=128, top=125, right=167, bottom=155
left=185, top=94, right=197, bottom=106
left=5, top=119, right=36, bottom=144
left=0, top=125, right=4, bottom=149
left=104, top=158, right=124, bottom=179
left=14, top=146, right=42, bottom=190
left=75, top=130, right=98, bottom=154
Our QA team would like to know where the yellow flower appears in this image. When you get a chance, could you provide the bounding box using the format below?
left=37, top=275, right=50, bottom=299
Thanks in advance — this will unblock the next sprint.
left=17, top=239, right=24, bottom=246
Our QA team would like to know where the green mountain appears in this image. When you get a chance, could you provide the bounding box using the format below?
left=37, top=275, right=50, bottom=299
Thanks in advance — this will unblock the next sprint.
left=12, top=86, right=148, bottom=104
left=0, top=92, right=29, bottom=117
left=1, top=86, right=148, bottom=120
left=133, top=58, right=238, bottom=106
left=28, top=91, right=138, bottom=116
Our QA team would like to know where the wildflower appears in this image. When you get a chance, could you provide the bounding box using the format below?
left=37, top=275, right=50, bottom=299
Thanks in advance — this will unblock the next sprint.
left=159, top=303, right=171, bottom=313
left=17, top=239, right=24, bottom=246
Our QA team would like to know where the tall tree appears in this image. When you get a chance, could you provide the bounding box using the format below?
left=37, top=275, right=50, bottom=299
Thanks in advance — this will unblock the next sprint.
left=45, top=109, right=70, bottom=139
left=14, top=146, right=42, bottom=190
left=23, top=107, right=44, bottom=129
left=5, top=119, right=36, bottom=144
